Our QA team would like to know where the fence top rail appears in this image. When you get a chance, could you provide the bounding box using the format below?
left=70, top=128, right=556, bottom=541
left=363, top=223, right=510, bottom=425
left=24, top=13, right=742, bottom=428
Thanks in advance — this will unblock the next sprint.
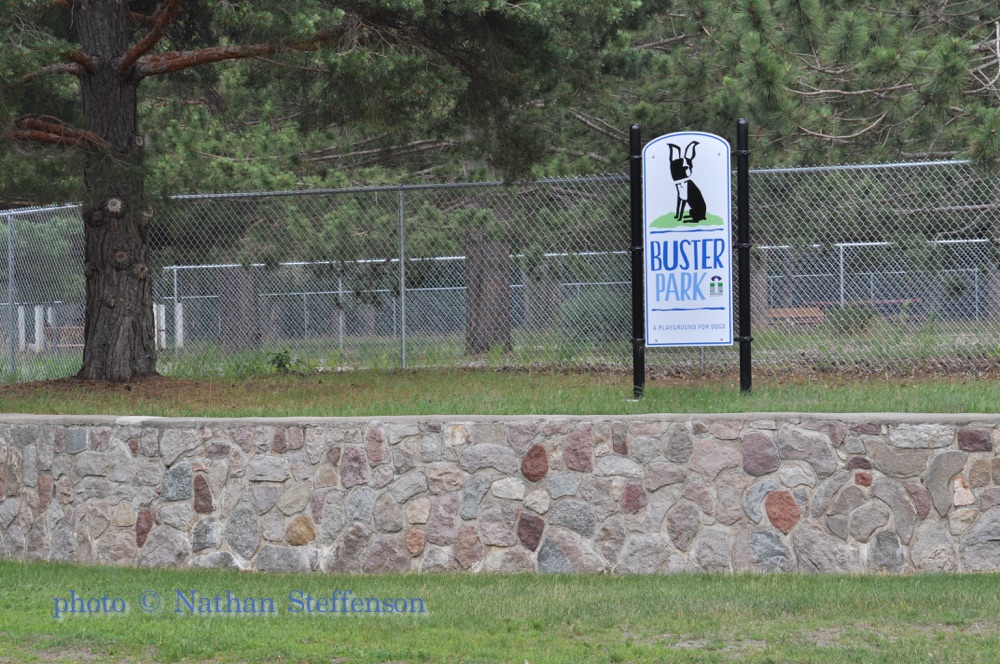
left=0, top=159, right=979, bottom=216
left=2, top=203, right=81, bottom=218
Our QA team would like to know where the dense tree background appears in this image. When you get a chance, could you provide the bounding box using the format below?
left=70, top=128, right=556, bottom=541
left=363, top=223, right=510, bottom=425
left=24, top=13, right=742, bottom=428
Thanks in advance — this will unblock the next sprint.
left=1, top=0, right=1000, bottom=379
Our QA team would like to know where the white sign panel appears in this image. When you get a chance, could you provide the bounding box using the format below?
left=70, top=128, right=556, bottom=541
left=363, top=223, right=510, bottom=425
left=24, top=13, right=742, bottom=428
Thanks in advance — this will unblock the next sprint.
left=643, top=131, right=733, bottom=346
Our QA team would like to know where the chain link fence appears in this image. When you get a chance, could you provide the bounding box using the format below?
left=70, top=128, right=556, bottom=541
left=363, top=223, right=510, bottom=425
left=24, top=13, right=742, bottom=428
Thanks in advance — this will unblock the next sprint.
left=2, top=160, right=999, bottom=382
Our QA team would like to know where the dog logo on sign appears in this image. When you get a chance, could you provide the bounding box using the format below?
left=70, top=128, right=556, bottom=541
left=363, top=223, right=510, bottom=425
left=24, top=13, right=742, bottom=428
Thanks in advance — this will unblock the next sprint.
left=668, top=141, right=706, bottom=223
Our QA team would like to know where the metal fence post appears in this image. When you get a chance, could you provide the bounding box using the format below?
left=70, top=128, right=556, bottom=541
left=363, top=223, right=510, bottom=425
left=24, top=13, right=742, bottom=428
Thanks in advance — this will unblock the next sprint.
left=5, top=214, right=16, bottom=377
left=398, top=186, right=407, bottom=369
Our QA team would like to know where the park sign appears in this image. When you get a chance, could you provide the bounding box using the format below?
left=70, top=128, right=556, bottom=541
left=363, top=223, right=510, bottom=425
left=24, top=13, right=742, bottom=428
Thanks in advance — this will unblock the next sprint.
left=642, top=131, right=733, bottom=346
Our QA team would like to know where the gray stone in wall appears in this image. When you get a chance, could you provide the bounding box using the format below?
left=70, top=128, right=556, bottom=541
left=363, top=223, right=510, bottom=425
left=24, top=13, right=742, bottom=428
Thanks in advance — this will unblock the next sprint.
left=250, top=483, right=283, bottom=515
left=373, top=493, right=404, bottom=533
left=793, top=521, right=861, bottom=572
left=160, top=429, right=200, bottom=466
left=139, top=526, right=190, bottom=567
left=545, top=526, right=605, bottom=573
left=716, top=471, right=750, bottom=526
left=546, top=473, right=582, bottom=499
left=579, top=477, right=617, bottom=522
left=192, top=518, right=222, bottom=552
left=0, top=524, right=26, bottom=558
left=927, top=451, right=968, bottom=517
left=537, top=538, right=574, bottom=573
left=868, top=530, right=907, bottom=572
left=108, top=441, right=134, bottom=483
left=479, top=500, right=518, bottom=546
left=827, top=514, right=848, bottom=540
left=74, top=451, right=109, bottom=478
left=594, top=456, right=644, bottom=479
left=865, top=441, right=930, bottom=478
left=75, top=477, right=110, bottom=502
left=693, top=526, right=731, bottom=572
left=743, top=476, right=781, bottom=524
left=346, top=487, right=377, bottom=524
left=364, top=538, right=410, bottom=573
left=779, top=462, right=817, bottom=488
left=911, top=520, right=957, bottom=572
left=481, top=547, right=535, bottom=573
left=775, top=425, right=836, bottom=477
left=689, top=440, right=740, bottom=481
left=161, top=462, right=192, bottom=502
left=22, top=446, right=37, bottom=488
left=548, top=499, right=596, bottom=537
left=828, top=485, right=866, bottom=516
left=66, top=428, right=88, bottom=454
left=256, top=545, right=308, bottom=573
left=419, top=432, right=442, bottom=463
left=49, top=524, right=76, bottom=562
left=161, top=502, right=194, bottom=531
left=665, top=500, right=701, bottom=551
left=247, top=456, right=290, bottom=483
left=225, top=505, right=260, bottom=559
left=388, top=471, right=427, bottom=503
left=871, top=477, right=917, bottom=543
left=751, top=529, right=794, bottom=572
left=191, top=551, right=241, bottom=570
left=0, top=499, right=19, bottom=529
left=420, top=544, right=458, bottom=573
left=741, top=432, right=779, bottom=476
left=617, top=534, right=668, bottom=574
left=662, top=422, right=693, bottom=464
left=644, top=462, right=687, bottom=491
left=425, top=493, right=460, bottom=545
left=959, top=508, right=1000, bottom=571
left=459, top=444, right=518, bottom=475
left=888, top=423, right=953, bottom=449
left=597, top=516, right=626, bottom=566
left=324, top=523, right=372, bottom=573
left=848, top=501, right=891, bottom=543
left=460, top=474, right=492, bottom=520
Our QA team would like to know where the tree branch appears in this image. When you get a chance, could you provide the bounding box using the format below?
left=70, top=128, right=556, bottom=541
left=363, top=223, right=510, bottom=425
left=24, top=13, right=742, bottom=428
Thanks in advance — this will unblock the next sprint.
left=136, top=29, right=346, bottom=78
left=1, top=130, right=92, bottom=148
left=23, top=62, right=80, bottom=83
left=797, top=112, right=890, bottom=142
left=8, top=116, right=106, bottom=149
left=118, top=0, right=183, bottom=77
left=138, top=43, right=278, bottom=77
left=66, top=49, right=99, bottom=72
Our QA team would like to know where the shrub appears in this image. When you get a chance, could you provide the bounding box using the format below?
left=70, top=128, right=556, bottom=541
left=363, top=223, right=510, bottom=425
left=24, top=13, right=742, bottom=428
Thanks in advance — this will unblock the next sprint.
left=560, top=289, right=631, bottom=343
left=827, top=303, right=878, bottom=335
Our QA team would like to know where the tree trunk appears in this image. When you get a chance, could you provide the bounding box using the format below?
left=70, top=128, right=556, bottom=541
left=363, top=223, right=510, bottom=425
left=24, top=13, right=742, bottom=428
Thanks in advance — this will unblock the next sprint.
left=218, top=266, right=262, bottom=350
left=77, top=0, right=157, bottom=381
left=525, top=258, right=563, bottom=332
left=465, top=231, right=512, bottom=355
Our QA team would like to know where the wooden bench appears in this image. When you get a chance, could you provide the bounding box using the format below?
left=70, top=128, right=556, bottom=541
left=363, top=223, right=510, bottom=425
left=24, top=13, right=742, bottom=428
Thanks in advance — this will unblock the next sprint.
left=768, top=307, right=826, bottom=326
left=44, top=325, right=84, bottom=350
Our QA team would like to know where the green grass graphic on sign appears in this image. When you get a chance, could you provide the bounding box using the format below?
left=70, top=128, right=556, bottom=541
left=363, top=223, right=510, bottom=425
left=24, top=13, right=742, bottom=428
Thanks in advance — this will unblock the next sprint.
left=650, top=212, right=725, bottom=229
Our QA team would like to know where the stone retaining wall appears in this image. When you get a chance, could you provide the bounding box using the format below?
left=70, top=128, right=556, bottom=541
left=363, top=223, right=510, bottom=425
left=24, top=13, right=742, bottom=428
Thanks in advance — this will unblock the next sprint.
left=2, top=414, right=1000, bottom=573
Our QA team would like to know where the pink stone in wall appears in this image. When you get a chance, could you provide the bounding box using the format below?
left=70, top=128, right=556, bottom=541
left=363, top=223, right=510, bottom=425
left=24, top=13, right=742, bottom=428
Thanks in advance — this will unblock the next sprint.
left=905, top=483, right=931, bottom=520
left=563, top=431, right=593, bottom=473
left=405, top=528, right=425, bottom=556
left=855, top=472, right=872, bottom=487
left=953, top=477, right=975, bottom=506
left=454, top=526, right=484, bottom=569
left=517, top=513, right=545, bottom=552
left=521, top=444, right=549, bottom=482
left=135, top=508, right=154, bottom=547
left=620, top=484, right=648, bottom=514
left=764, top=491, right=800, bottom=534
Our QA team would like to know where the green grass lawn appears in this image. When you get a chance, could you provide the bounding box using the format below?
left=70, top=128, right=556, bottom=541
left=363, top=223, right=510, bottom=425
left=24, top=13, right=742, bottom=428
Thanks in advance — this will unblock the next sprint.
left=1, top=561, right=999, bottom=663
left=1, top=369, right=999, bottom=417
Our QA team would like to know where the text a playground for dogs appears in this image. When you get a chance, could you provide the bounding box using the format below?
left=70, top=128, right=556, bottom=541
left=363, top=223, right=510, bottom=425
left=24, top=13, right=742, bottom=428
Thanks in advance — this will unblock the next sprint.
left=642, top=131, right=733, bottom=347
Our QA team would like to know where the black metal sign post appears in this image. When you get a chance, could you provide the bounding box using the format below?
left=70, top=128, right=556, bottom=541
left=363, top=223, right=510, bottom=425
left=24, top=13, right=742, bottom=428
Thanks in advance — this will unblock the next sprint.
left=736, top=118, right=753, bottom=394
left=630, top=124, right=645, bottom=399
